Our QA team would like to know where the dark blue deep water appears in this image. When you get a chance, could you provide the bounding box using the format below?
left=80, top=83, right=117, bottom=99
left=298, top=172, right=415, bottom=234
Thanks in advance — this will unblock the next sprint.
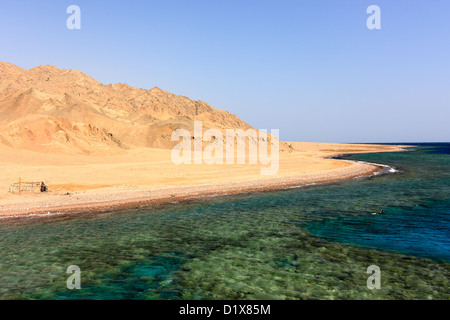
left=0, top=143, right=448, bottom=299
left=305, top=143, right=450, bottom=262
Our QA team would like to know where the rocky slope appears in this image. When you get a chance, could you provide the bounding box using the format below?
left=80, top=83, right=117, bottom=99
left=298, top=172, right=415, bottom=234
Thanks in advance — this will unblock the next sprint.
left=0, top=62, right=256, bottom=154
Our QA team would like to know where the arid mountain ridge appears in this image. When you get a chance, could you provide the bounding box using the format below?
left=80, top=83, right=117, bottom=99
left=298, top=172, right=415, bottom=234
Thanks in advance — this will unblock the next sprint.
left=0, top=62, right=258, bottom=154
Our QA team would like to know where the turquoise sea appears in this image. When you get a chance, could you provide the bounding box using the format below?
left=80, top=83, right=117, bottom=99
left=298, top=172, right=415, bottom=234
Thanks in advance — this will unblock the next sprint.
left=0, top=143, right=449, bottom=299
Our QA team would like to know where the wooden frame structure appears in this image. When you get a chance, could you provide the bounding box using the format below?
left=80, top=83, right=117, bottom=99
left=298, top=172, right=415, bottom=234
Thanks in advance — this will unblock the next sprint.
left=9, top=178, right=43, bottom=194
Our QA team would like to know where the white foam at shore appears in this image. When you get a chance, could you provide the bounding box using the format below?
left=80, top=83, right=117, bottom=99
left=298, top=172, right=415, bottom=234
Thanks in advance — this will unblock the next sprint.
left=353, top=160, right=398, bottom=173
left=0, top=210, right=71, bottom=220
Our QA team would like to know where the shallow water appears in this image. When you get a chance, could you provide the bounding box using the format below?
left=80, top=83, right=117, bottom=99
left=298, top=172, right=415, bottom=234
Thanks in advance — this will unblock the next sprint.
left=0, top=144, right=449, bottom=299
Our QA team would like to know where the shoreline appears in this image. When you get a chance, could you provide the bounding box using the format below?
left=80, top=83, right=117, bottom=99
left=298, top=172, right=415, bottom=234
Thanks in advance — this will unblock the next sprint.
left=0, top=161, right=384, bottom=221
left=0, top=144, right=410, bottom=221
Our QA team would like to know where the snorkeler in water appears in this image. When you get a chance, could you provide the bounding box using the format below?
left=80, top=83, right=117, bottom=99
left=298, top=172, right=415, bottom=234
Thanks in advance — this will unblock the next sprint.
left=372, top=209, right=385, bottom=215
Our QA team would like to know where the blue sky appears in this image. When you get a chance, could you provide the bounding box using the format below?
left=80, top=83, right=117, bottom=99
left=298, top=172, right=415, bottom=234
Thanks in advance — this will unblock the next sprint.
left=1, top=0, right=449, bottom=143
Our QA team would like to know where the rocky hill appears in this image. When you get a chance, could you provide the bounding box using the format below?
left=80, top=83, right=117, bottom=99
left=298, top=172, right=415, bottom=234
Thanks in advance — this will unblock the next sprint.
left=0, top=62, right=255, bottom=154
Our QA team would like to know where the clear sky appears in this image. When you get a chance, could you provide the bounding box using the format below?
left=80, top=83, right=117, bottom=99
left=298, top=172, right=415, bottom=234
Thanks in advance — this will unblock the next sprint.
left=1, top=0, right=449, bottom=143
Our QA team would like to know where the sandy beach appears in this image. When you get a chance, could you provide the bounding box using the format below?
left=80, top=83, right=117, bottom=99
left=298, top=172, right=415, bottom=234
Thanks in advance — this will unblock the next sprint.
left=0, top=142, right=406, bottom=218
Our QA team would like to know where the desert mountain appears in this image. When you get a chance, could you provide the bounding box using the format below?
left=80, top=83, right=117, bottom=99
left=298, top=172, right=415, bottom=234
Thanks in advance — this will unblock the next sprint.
left=0, top=62, right=258, bottom=154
